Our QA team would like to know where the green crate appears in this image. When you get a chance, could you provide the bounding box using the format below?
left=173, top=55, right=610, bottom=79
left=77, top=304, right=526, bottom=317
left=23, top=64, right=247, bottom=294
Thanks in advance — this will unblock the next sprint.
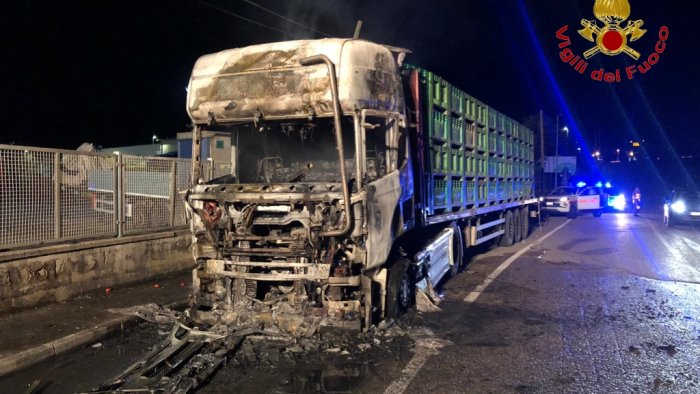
left=430, top=110, right=449, bottom=141
left=488, top=180, right=498, bottom=202
left=488, top=111, right=497, bottom=130
left=499, top=138, right=508, bottom=156
left=488, top=132, right=498, bottom=153
left=433, top=177, right=448, bottom=207
left=475, top=101, right=487, bottom=125
left=463, top=95, right=473, bottom=121
left=450, top=87, right=464, bottom=114
left=431, top=145, right=449, bottom=173
left=478, top=178, right=487, bottom=204
left=487, top=157, right=496, bottom=177
left=428, top=73, right=449, bottom=109
left=476, top=128, right=488, bottom=151
left=475, top=154, right=487, bottom=177
left=464, top=121, right=475, bottom=147
left=451, top=177, right=464, bottom=206
left=466, top=179, right=476, bottom=205
left=451, top=117, right=464, bottom=145
left=465, top=153, right=475, bottom=176
left=504, top=159, right=513, bottom=178
left=500, top=180, right=512, bottom=200
left=512, top=123, right=520, bottom=140
left=513, top=180, right=522, bottom=197
left=450, top=149, right=465, bottom=174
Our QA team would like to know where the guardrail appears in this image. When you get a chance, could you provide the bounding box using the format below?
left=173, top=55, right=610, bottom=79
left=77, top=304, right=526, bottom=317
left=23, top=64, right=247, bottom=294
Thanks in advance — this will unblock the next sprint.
left=0, top=144, right=213, bottom=250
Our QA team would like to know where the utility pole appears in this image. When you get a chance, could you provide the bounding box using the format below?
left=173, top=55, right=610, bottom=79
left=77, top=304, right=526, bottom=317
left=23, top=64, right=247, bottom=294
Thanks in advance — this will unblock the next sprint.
left=539, top=110, right=545, bottom=195
left=555, top=114, right=560, bottom=189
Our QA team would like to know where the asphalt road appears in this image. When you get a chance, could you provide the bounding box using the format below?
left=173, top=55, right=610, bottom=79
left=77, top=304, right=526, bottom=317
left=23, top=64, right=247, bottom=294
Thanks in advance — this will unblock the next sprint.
left=3, top=211, right=700, bottom=393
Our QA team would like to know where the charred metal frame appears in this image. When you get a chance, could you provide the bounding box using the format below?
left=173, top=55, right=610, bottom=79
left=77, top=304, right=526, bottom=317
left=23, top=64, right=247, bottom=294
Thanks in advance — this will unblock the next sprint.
left=298, top=55, right=352, bottom=238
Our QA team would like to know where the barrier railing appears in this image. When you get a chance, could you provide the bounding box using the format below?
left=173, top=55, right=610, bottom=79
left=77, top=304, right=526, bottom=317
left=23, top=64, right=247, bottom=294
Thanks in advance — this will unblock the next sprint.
left=0, top=144, right=210, bottom=250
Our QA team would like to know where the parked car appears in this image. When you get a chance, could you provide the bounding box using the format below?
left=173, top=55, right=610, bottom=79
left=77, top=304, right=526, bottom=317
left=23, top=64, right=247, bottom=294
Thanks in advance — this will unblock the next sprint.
left=542, top=185, right=606, bottom=218
left=663, top=190, right=700, bottom=226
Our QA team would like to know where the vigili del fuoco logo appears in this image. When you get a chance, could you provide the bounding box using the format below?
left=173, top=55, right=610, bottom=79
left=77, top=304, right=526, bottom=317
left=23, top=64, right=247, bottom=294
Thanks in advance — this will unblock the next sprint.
left=556, top=0, right=669, bottom=83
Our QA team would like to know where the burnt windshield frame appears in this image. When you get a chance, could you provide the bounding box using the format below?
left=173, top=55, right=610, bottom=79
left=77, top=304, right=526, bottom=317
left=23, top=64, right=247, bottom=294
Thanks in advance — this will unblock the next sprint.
left=204, top=117, right=356, bottom=185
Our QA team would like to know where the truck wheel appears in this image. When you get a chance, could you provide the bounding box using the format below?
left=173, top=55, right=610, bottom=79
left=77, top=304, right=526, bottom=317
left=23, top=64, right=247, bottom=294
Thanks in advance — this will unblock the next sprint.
left=499, top=210, right=514, bottom=247
left=521, top=207, right=530, bottom=240
left=593, top=210, right=603, bottom=217
left=512, top=209, right=522, bottom=243
left=449, top=223, right=464, bottom=275
left=386, top=258, right=414, bottom=318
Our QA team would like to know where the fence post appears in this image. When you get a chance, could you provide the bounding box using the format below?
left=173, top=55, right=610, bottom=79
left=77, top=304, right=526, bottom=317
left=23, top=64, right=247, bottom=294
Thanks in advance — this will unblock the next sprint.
left=169, top=160, right=176, bottom=227
left=116, top=153, right=124, bottom=237
left=53, top=152, right=62, bottom=240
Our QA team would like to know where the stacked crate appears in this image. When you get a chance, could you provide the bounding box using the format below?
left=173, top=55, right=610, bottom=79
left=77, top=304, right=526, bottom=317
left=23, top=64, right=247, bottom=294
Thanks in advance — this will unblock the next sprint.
left=412, top=66, right=535, bottom=214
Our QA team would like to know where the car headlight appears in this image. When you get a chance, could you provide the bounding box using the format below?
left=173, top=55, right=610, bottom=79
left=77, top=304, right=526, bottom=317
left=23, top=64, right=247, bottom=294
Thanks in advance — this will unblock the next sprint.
left=671, top=201, right=687, bottom=214
left=610, top=194, right=626, bottom=211
left=559, top=196, right=568, bottom=202
left=538, top=197, right=544, bottom=202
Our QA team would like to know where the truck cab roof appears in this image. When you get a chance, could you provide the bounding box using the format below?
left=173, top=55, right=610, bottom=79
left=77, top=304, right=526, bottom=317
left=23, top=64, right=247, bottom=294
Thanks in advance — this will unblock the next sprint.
left=186, top=38, right=405, bottom=124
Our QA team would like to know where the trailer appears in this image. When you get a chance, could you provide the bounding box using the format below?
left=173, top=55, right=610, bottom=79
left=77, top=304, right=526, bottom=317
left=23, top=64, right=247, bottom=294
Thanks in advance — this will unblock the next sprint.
left=181, top=38, right=538, bottom=334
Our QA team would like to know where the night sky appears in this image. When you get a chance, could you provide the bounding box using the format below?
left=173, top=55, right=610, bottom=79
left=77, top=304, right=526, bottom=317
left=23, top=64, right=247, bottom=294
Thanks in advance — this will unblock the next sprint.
left=2, top=0, right=698, bottom=162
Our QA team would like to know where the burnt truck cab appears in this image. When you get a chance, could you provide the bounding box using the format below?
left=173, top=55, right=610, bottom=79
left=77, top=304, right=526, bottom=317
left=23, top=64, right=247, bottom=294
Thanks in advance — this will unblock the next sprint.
left=184, top=39, right=414, bottom=333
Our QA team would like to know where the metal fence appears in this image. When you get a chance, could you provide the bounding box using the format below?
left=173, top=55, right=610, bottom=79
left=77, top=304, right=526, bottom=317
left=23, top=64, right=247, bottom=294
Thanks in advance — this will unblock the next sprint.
left=0, top=144, right=210, bottom=250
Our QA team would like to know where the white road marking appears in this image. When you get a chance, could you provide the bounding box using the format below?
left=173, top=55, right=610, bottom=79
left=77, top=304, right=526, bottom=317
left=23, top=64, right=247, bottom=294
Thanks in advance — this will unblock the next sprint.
left=681, top=236, right=700, bottom=255
left=383, top=336, right=450, bottom=394
left=645, top=218, right=700, bottom=279
left=463, top=219, right=572, bottom=303
left=383, top=220, right=572, bottom=394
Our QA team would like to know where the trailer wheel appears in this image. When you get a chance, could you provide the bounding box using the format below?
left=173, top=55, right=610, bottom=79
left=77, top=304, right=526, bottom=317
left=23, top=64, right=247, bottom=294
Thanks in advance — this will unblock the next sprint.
left=386, top=258, right=414, bottom=318
left=513, top=209, right=522, bottom=244
left=499, top=210, right=514, bottom=247
left=521, top=207, right=530, bottom=240
left=449, top=222, right=464, bottom=275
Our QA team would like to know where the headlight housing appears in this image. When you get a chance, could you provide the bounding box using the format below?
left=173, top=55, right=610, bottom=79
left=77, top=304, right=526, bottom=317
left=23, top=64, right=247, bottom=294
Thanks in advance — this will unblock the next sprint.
left=559, top=196, right=568, bottom=202
left=671, top=201, right=687, bottom=214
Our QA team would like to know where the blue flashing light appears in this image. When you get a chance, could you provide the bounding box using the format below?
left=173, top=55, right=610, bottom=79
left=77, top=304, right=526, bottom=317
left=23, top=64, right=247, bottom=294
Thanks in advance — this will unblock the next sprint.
left=595, top=181, right=603, bottom=188
left=605, top=182, right=613, bottom=189
left=576, top=181, right=587, bottom=188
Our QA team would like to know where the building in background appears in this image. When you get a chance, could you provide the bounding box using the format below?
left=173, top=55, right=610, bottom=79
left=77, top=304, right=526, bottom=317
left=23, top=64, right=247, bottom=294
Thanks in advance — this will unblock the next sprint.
left=177, top=131, right=232, bottom=178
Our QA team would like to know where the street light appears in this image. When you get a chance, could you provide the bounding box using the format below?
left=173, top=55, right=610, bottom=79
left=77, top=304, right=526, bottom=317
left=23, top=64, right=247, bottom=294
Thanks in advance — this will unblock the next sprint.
left=152, top=134, right=158, bottom=144
left=616, top=148, right=620, bottom=162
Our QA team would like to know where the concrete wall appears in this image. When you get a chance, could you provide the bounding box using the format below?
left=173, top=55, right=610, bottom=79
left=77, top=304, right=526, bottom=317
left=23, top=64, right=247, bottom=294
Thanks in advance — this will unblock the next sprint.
left=0, top=230, right=192, bottom=313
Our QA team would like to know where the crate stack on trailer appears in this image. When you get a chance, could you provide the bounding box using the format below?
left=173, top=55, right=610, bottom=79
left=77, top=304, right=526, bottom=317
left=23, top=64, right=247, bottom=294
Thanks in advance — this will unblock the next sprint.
left=408, top=66, right=535, bottom=216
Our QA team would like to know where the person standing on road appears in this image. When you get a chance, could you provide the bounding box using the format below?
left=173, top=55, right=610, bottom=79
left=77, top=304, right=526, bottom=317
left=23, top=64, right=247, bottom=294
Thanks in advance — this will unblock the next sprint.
left=632, top=187, right=641, bottom=216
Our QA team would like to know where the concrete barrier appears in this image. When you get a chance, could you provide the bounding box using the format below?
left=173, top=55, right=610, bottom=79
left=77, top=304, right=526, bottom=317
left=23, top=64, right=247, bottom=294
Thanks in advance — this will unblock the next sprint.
left=0, top=230, right=192, bottom=313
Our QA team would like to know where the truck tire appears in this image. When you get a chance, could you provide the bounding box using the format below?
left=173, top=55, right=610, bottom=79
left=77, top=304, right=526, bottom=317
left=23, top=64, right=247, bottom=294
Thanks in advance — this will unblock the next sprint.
left=386, top=258, right=414, bottom=318
left=499, top=210, right=514, bottom=247
left=513, top=209, right=522, bottom=243
left=521, top=207, right=530, bottom=240
left=593, top=210, right=603, bottom=217
left=449, top=222, right=464, bottom=275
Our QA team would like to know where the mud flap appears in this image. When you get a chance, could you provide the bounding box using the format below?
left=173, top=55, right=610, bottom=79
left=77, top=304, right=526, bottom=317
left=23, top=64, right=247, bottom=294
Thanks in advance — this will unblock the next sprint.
left=414, top=278, right=442, bottom=313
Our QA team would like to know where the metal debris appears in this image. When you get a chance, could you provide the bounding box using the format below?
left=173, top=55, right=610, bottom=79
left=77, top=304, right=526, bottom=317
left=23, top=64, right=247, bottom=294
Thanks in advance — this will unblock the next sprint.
left=106, top=303, right=179, bottom=325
